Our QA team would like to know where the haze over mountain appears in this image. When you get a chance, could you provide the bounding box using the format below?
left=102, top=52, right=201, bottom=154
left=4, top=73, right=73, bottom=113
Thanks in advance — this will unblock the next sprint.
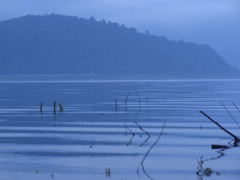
left=0, top=14, right=239, bottom=78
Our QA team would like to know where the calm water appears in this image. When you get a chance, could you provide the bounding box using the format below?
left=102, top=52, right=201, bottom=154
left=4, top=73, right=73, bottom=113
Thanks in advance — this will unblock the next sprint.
left=0, top=76, right=239, bottom=180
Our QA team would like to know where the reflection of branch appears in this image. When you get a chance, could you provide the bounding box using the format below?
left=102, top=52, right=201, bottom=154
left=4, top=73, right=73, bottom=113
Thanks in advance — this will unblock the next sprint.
left=207, top=150, right=225, bottom=161
left=126, top=136, right=135, bottom=146
left=196, top=156, right=220, bottom=180
left=200, top=111, right=239, bottom=142
left=115, top=98, right=118, bottom=112
left=124, top=123, right=127, bottom=136
left=134, top=121, right=151, bottom=146
left=134, top=121, right=150, bottom=137
left=125, top=94, right=129, bottom=112
left=146, top=98, right=149, bottom=106
left=196, top=147, right=225, bottom=180
left=140, top=136, right=151, bottom=147
left=137, top=121, right=167, bottom=180
left=125, top=126, right=135, bottom=146
left=198, top=110, right=240, bottom=180
left=126, top=126, right=135, bottom=136
left=137, top=92, right=141, bottom=111
left=198, top=138, right=239, bottom=179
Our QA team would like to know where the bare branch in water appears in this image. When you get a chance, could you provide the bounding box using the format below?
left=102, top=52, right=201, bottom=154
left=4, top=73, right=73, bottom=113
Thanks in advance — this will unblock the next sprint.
left=220, top=102, right=240, bottom=129
left=200, top=111, right=239, bottom=142
left=232, top=102, right=240, bottom=112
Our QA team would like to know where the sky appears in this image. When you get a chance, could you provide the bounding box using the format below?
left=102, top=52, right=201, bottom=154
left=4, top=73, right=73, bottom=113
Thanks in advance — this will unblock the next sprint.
left=0, top=0, right=239, bottom=68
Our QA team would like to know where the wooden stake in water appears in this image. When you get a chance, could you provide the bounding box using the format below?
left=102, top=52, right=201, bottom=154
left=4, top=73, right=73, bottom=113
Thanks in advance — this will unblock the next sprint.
left=53, top=101, right=56, bottom=115
left=59, top=104, right=64, bottom=112
left=105, top=168, right=111, bottom=178
left=40, top=102, right=43, bottom=113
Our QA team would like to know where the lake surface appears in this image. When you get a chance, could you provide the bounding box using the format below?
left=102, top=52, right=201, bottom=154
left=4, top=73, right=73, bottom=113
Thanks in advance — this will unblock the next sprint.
left=0, top=76, right=239, bottom=180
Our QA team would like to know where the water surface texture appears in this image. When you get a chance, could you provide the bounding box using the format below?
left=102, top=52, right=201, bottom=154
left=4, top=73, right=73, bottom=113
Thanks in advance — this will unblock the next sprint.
left=0, top=76, right=239, bottom=180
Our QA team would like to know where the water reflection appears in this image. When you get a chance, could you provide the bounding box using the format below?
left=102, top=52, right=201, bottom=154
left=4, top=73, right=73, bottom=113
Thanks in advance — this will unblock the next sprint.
left=0, top=78, right=240, bottom=180
left=196, top=156, right=221, bottom=180
left=196, top=139, right=239, bottom=180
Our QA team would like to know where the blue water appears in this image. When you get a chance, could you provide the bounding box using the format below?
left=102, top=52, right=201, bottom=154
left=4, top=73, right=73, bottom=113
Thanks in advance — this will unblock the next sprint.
left=0, top=76, right=239, bottom=180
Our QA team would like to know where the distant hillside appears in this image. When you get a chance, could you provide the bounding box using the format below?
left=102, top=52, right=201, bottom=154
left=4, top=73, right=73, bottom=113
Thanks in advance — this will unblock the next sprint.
left=0, top=14, right=239, bottom=78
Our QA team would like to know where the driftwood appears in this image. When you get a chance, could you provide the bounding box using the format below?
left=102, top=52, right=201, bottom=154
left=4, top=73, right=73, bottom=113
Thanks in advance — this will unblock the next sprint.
left=211, top=144, right=229, bottom=149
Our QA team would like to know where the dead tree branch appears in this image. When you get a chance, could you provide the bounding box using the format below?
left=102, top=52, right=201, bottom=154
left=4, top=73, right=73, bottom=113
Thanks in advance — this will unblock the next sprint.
left=200, top=111, right=239, bottom=142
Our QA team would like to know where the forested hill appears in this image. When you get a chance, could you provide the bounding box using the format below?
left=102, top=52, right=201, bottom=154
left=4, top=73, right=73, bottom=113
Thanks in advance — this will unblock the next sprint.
left=0, top=14, right=239, bottom=78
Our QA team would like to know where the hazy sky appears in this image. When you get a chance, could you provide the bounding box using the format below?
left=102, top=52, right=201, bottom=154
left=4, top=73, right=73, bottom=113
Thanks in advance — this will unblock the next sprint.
left=0, top=0, right=239, bottom=68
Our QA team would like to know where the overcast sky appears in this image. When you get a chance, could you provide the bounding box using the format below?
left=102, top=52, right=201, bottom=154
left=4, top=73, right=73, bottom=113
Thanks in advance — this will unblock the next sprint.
left=0, top=0, right=239, bottom=68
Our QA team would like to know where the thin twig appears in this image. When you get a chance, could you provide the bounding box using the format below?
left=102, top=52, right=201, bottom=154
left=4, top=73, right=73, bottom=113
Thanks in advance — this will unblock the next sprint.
left=220, top=102, right=240, bottom=128
left=232, top=102, right=240, bottom=112
left=232, top=103, right=240, bottom=129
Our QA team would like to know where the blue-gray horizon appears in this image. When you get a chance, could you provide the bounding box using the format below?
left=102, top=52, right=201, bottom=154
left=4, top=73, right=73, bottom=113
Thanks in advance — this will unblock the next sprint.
left=0, top=0, right=239, bottom=68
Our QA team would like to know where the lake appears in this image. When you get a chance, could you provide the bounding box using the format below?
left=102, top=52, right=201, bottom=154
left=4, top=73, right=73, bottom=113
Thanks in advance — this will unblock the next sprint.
left=0, top=75, right=239, bottom=180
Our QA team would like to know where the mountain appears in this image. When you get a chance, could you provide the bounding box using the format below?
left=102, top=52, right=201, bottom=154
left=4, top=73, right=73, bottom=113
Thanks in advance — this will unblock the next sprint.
left=0, top=14, right=239, bottom=78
